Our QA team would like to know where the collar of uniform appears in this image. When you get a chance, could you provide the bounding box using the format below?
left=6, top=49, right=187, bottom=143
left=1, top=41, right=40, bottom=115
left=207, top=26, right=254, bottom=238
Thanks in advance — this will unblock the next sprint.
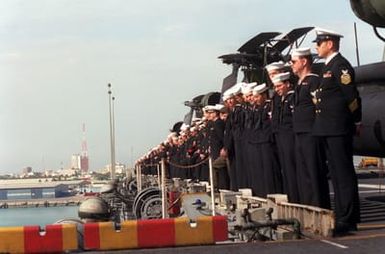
left=325, top=52, right=339, bottom=65
left=298, top=72, right=318, bottom=84
left=281, top=90, right=294, bottom=101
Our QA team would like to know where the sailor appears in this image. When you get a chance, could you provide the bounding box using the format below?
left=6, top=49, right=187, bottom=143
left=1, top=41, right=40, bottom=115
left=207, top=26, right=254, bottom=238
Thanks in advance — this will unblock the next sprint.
left=271, top=72, right=300, bottom=203
left=205, top=104, right=229, bottom=190
left=265, top=61, right=287, bottom=81
left=313, top=28, right=361, bottom=235
left=241, top=82, right=259, bottom=189
left=235, top=82, right=257, bottom=192
left=243, top=83, right=278, bottom=196
left=167, top=132, right=179, bottom=178
left=193, top=115, right=209, bottom=181
left=222, top=83, right=244, bottom=190
left=218, top=103, right=230, bottom=121
left=265, top=61, right=287, bottom=178
left=221, top=90, right=237, bottom=190
left=290, top=47, right=331, bottom=208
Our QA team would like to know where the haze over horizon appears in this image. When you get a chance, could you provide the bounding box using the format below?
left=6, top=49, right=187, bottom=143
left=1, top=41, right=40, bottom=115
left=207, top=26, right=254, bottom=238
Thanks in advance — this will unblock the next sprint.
left=0, top=0, right=383, bottom=174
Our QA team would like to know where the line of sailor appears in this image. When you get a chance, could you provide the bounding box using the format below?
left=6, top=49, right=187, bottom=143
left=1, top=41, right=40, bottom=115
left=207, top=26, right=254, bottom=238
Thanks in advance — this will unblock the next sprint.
left=137, top=29, right=361, bottom=234
left=138, top=49, right=330, bottom=209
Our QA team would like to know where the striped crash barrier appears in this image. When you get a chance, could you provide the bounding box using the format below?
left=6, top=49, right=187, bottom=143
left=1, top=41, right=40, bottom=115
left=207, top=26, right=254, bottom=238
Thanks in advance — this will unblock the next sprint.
left=0, top=224, right=77, bottom=253
left=84, top=216, right=228, bottom=250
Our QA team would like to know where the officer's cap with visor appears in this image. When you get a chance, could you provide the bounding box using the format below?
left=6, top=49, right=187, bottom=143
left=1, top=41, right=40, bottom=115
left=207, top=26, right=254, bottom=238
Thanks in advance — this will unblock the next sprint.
left=214, top=104, right=225, bottom=111
left=312, top=28, right=343, bottom=43
left=203, top=105, right=218, bottom=113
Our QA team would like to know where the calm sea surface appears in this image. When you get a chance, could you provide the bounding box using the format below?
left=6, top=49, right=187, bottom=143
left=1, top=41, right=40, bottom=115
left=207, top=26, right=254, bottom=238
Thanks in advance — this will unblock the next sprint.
left=0, top=206, right=79, bottom=227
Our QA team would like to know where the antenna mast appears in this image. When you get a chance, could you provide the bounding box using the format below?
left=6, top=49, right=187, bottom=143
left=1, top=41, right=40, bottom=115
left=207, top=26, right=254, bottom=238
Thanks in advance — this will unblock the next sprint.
left=354, top=22, right=361, bottom=66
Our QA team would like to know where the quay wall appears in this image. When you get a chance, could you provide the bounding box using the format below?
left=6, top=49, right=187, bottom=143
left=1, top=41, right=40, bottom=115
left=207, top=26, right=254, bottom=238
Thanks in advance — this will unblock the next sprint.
left=0, top=196, right=86, bottom=209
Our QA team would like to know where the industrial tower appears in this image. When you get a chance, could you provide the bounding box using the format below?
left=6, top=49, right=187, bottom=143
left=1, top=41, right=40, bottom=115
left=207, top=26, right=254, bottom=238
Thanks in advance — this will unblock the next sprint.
left=80, top=123, right=89, bottom=172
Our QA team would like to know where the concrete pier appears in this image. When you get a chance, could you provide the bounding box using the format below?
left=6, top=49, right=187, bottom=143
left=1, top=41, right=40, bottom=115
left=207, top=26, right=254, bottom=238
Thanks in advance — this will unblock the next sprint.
left=0, top=196, right=86, bottom=209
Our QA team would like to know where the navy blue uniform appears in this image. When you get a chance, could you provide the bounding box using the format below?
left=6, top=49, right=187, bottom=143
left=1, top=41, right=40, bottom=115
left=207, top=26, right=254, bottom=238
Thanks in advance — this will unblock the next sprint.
left=208, top=118, right=229, bottom=189
left=258, top=100, right=283, bottom=196
left=223, top=106, right=239, bottom=190
left=225, top=103, right=251, bottom=190
left=312, top=53, right=361, bottom=228
left=208, top=118, right=225, bottom=160
left=293, top=74, right=330, bottom=208
left=274, top=90, right=300, bottom=203
left=244, top=104, right=264, bottom=196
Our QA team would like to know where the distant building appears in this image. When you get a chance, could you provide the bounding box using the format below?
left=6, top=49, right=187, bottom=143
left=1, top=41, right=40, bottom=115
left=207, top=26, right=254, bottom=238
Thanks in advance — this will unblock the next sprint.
left=22, top=167, right=32, bottom=175
left=59, top=168, right=78, bottom=177
left=45, top=169, right=54, bottom=177
left=71, top=154, right=81, bottom=169
left=80, top=155, right=89, bottom=172
left=0, top=182, right=68, bottom=200
left=105, top=163, right=126, bottom=175
left=71, top=154, right=89, bottom=173
left=0, top=179, right=89, bottom=200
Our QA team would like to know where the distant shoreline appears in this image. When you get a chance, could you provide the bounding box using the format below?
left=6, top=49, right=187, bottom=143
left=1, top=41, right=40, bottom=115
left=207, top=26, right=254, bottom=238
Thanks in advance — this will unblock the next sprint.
left=0, top=195, right=86, bottom=209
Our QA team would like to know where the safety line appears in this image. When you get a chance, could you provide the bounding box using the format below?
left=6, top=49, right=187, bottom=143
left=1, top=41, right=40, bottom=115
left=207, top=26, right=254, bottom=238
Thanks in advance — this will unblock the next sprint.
left=320, top=239, right=348, bottom=249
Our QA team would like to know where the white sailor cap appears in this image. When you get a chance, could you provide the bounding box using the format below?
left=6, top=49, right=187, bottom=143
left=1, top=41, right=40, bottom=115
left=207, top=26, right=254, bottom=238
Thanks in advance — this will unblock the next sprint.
left=180, top=123, right=190, bottom=131
left=291, top=47, right=311, bottom=58
left=223, top=82, right=243, bottom=99
left=313, top=27, right=343, bottom=43
left=234, top=82, right=246, bottom=94
left=265, top=61, right=285, bottom=72
left=214, top=104, right=225, bottom=111
left=271, top=72, right=291, bottom=84
left=252, top=83, right=269, bottom=95
left=241, top=82, right=258, bottom=95
left=203, top=105, right=217, bottom=112
left=222, top=90, right=232, bottom=101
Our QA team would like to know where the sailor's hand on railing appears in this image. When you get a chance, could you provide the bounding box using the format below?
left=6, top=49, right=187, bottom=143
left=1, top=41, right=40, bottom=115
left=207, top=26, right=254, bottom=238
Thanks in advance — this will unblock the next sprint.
left=220, top=148, right=228, bottom=158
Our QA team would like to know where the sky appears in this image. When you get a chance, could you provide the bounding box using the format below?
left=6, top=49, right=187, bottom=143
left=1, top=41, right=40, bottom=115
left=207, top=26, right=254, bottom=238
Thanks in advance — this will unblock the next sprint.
left=0, top=0, right=384, bottom=174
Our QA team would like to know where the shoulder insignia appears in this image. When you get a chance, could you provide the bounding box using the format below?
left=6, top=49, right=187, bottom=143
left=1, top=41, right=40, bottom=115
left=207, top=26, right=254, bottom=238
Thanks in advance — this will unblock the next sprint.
left=341, top=69, right=352, bottom=85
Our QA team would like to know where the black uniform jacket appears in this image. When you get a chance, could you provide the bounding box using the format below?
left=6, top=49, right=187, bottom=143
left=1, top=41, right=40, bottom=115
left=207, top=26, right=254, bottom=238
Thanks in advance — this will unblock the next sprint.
left=293, top=74, right=320, bottom=133
left=277, top=90, right=295, bottom=132
left=208, top=118, right=225, bottom=160
left=312, top=53, right=362, bottom=136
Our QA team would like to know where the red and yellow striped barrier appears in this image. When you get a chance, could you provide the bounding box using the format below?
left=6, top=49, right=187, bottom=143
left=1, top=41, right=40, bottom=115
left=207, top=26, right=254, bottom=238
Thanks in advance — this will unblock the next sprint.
left=0, top=216, right=227, bottom=252
left=0, top=226, right=25, bottom=253
left=84, top=216, right=228, bottom=251
left=84, top=220, right=139, bottom=250
left=0, top=224, right=77, bottom=253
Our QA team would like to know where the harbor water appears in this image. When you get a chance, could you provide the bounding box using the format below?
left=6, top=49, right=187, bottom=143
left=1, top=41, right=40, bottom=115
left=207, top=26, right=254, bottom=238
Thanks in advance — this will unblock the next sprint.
left=0, top=205, right=79, bottom=227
